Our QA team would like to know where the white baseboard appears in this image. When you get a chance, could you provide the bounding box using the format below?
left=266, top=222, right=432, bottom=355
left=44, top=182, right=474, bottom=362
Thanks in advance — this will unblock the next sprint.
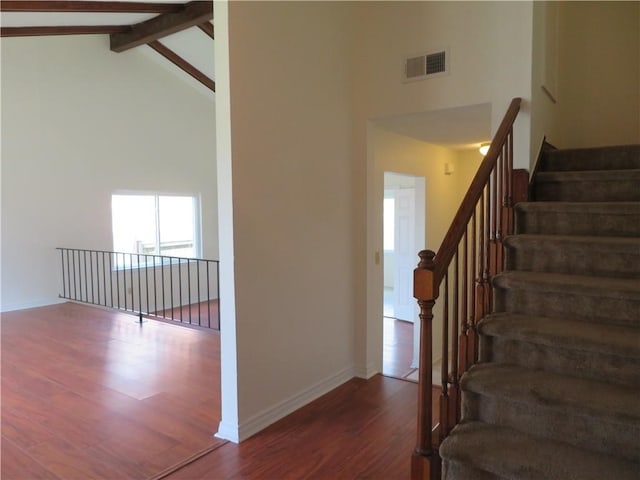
left=0, top=298, right=64, bottom=314
left=354, top=362, right=379, bottom=379
left=215, top=420, right=240, bottom=443
left=219, top=365, right=356, bottom=443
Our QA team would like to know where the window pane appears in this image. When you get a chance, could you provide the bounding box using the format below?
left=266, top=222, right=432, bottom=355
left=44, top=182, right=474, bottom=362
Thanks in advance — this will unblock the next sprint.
left=158, top=196, right=196, bottom=257
left=112, top=195, right=156, bottom=257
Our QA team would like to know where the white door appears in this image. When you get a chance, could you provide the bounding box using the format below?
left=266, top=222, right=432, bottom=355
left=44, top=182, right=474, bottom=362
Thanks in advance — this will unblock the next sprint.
left=393, top=188, right=417, bottom=322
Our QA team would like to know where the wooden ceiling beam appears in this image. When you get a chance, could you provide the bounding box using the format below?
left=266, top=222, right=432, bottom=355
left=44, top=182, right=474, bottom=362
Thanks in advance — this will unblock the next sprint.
left=1, top=25, right=129, bottom=37
left=0, top=1, right=185, bottom=14
left=197, top=21, right=213, bottom=39
left=110, top=1, right=212, bottom=53
left=148, top=40, right=214, bottom=92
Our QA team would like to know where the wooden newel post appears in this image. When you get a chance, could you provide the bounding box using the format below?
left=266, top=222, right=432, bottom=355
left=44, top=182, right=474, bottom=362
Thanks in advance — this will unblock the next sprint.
left=412, top=250, right=441, bottom=480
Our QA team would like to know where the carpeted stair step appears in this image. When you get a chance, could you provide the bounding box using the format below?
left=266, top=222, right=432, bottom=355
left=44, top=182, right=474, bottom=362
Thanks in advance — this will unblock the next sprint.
left=443, top=143, right=640, bottom=479
left=460, top=364, right=640, bottom=462
left=504, top=234, right=640, bottom=278
left=533, top=169, right=640, bottom=202
left=478, top=313, right=640, bottom=386
left=493, top=271, right=640, bottom=327
left=515, top=202, right=640, bottom=237
left=440, top=421, right=640, bottom=480
left=442, top=460, right=504, bottom=480
left=541, top=145, right=640, bottom=172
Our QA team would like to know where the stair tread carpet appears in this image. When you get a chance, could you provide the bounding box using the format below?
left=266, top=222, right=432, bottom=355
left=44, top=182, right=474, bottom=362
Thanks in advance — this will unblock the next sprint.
left=461, top=363, right=640, bottom=424
left=479, top=312, right=640, bottom=360
left=516, top=201, right=640, bottom=215
left=440, top=421, right=640, bottom=480
left=515, top=201, right=640, bottom=237
left=492, top=270, right=640, bottom=299
left=504, top=234, right=640, bottom=277
left=536, top=168, right=640, bottom=183
left=533, top=170, right=640, bottom=201
left=542, top=144, right=640, bottom=172
left=440, top=144, right=640, bottom=479
left=504, top=233, right=640, bottom=252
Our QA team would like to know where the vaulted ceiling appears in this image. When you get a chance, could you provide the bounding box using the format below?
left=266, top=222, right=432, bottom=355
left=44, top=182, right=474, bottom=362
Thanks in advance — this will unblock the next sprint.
left=1, top=1, right=215, bottom=93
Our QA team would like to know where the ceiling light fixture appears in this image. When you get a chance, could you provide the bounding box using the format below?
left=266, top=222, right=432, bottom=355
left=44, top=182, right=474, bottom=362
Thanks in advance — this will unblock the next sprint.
left=479, top=143, right=490, bottom=156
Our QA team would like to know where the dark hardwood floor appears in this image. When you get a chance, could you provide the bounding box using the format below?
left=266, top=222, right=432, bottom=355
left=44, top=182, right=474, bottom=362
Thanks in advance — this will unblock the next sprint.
left=2, top=303, right=428, bottom=479
left=1, top=302, right=222, bottom=479
left=164, top=375, right=438, bottom=480
left=382, top=317, right=415, bottom=379
left=153, top=299, right=220, bottom=330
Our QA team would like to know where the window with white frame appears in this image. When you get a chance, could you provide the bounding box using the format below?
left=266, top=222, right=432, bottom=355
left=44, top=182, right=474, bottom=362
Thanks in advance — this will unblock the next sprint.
left=111, top=194, right=200, bottom=266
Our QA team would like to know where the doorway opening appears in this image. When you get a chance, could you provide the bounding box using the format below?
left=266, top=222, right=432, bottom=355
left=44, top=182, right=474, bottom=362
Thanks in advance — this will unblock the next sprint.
left=382, top=172, right=425, bottom=380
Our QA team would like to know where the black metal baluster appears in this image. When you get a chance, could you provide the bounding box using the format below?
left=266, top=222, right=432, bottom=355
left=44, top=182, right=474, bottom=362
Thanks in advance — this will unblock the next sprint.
left=187, top=259, right=192, bottom=325
left=122, top=252, right=127, bottom=311
left=89, top=250, right=95, bottom=304
left=129, top=253, right=134, bottom=313
left=197, top=260, right=201, bottom=327
left=111, top=253, right=120, bottom=308
left=78, top=250, right=83, bottom=301
left=137, top=253, right=142, bottom=320
left=207, top=261, right=211, bottom=329
left=102, top=252, right=107, bottom=307
left=145, top=254, right=149, bottom=315
left=83, top=250, right=88, bottom=303
left=216, top=261, right=220, bottom=330
left=162, top=257, right=166, bottom=318
left=153, top=255, right=158, bottom=317
left=60, top=249, right=66, bottom=299
left=66, top=249, right=71, bottom=299
left=72, top=250, right=77, bottom=300
left=178, top=259, right=182, bottom=323
left=75, top=250, right=82, bottom=301
left=95, top=250, right=99, bottom=304
left=56, top=248, right=218, bottom=329
left=170, top=257, right=175, bottom=320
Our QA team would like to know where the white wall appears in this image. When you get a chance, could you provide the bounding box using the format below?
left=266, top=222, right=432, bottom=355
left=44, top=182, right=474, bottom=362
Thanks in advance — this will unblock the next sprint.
left=530, top=1, right=561, bottom=164
left=556, top=1, right=640, bottom=148
left=216, top=0, right=533, bottom=442
left=352, top=1, right=533, bottom=376
left=531, top=1, right=639, bottom=165
left=218, top=0, right=639, bottom=445
left=222, top=1, right=355, bottom=440
left=218, top=0, right=638, bottom=444
left=353, top=1, right=533, bottom=168
left=1, top=35, right=217, bottom=312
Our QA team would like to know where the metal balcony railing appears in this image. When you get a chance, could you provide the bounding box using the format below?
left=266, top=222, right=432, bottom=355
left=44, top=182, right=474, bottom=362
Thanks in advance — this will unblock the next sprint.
left=57, top=248, right=220, bottom=330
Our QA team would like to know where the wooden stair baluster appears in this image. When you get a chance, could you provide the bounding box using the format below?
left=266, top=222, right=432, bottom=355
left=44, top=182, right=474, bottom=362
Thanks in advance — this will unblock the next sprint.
left=412, top=250, right=441, bottom=480
left=411, top=99, right=522, bottom=479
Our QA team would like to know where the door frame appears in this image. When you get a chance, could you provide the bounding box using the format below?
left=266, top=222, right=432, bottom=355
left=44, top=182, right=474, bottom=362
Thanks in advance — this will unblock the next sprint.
left=383, top=172, right=425, bottom=368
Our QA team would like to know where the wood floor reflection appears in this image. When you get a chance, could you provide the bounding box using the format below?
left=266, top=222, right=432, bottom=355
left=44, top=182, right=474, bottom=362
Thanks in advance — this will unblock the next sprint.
left=382, top=317, right=416, bottom=380
left=1, top=302, right=222, bottom=480
left=2, top=303, right=427, bottom=480
left=164, top=375, right=429, bottom=480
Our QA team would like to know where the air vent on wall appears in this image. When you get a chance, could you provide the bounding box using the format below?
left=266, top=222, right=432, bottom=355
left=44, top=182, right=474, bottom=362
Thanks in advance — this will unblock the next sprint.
left=403, top=48, right=449, bottom=82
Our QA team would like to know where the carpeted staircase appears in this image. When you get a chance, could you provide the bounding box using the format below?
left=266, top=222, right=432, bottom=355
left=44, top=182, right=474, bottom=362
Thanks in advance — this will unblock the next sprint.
left=439, top=144, right=640, bottom=479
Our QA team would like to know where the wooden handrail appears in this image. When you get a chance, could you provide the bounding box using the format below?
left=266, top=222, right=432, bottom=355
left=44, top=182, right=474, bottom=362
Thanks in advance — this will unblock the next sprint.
left=411, top=97, right=525, bottom=480
left=433, top=98, right=521, bottom=286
